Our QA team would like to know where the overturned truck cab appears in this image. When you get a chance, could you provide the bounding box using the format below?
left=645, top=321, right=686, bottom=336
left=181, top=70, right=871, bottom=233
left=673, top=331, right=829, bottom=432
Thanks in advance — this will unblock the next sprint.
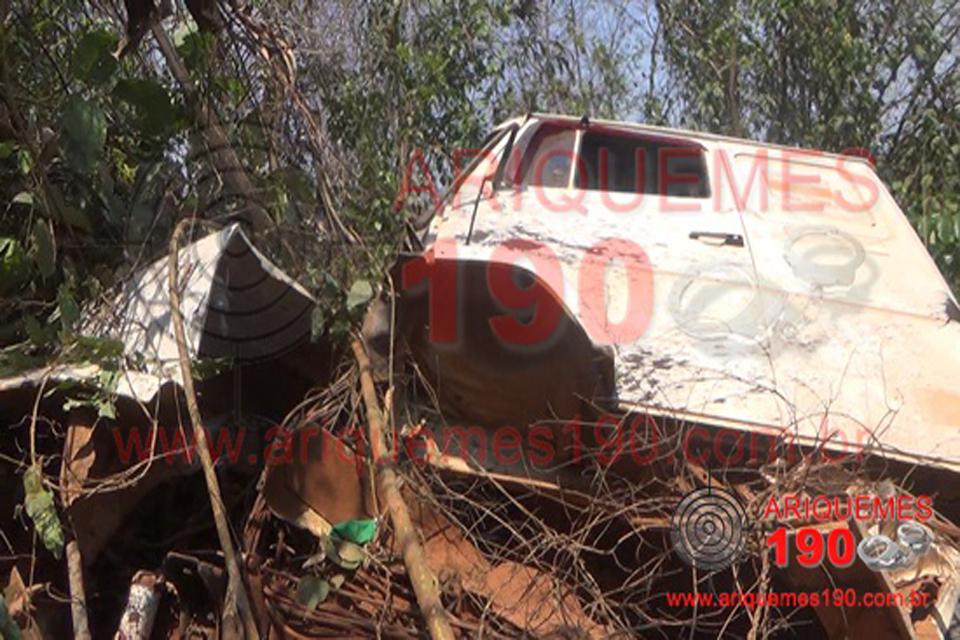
left=389, top=113, right=960, bottom=637
left=395, top=113, right=960, bottom=477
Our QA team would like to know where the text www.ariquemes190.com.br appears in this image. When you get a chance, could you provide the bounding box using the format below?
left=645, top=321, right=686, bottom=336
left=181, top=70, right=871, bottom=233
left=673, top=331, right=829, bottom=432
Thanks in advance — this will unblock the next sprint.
left=665, top=588, right=931, bottom=609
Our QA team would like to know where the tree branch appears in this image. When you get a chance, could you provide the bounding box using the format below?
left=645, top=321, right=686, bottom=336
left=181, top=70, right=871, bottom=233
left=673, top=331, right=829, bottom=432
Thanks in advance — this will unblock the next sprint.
left=351, top=337, right=455, bottom=640
left=151, top=23, right=276, bottom=236
left=168, top=218, right=260, bottom=639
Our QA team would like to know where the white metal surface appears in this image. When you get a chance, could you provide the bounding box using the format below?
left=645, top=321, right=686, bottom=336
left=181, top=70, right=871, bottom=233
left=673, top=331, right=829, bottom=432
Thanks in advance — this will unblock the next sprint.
left=11, top=224, right=317, bottom=402
left=427, top=115, right=960, bottom=471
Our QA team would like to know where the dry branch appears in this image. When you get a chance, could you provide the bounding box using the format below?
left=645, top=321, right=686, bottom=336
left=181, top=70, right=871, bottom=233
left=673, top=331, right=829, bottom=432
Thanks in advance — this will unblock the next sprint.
left=168, top=218, right=260, bottom=639
left=150, top=24, right=275, bottom=236
left=350, top=337, right=455, bottom=640
left=65, top=539, right=91, bottom=640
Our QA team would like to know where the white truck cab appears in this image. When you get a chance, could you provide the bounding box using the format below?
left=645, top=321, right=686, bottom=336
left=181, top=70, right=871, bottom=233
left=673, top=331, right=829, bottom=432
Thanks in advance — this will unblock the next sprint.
left=404, top=113, right=960, bottom=473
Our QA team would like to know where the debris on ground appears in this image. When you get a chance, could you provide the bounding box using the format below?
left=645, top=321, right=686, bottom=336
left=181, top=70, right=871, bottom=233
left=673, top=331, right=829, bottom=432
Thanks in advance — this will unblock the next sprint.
left=1, top=189, right=959, bottom=639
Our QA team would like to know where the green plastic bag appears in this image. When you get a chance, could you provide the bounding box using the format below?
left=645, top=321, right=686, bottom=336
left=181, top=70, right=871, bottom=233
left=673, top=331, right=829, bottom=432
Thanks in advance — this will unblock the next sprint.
left=331, top=518, right=377, bottom=545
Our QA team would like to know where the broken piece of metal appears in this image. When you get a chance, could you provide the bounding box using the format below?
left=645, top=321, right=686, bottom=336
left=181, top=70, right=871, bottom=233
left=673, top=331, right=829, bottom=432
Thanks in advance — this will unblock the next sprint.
left=261, top=425, right=375, bottom=537
left=84, top=222, right=316, bottom=397
left=114, top=571, right=161, bottom=640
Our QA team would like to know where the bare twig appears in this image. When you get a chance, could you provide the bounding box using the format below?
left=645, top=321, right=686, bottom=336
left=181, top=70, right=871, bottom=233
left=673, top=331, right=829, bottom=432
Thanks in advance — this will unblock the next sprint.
left=168, top=218, right=259, bottom=639
left=65, top=540, right=91, bottom=640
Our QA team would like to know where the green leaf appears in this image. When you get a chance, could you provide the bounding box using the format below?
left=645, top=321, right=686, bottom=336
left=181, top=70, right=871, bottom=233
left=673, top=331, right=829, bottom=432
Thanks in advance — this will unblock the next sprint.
left=59, top=204, right=93, bottom=234
left=96, top=397, right=117, bottom=419
left=314, top=534, right=364, bottom=570
left=330, top=540, right=365, bottom=570
left=23, top=465, right=64, bottom=559
left=31, top=219, right=56, bottom=279
left=346, top=279, right=373, bottom=312
left=62, top=97, right=107, bottom=174
left=301, top=549, right=326, bottom=570
left=17, top=149, right=32, bottom=175
left=296, top=576, right=330, bottom=610
left=177, top=31, right=215, bottom=71
left=11, top=191, right=34, bottom=206
left=0, top=237, right=29, bottom=295
left=70, top=335, right=125, bottom=362
left=172, top=22, right=197, bottom=48
left=0, top=348, right=43, bottom=378
left=272, top=167, right=317, bottom=223
left=57, top=283, right=80, bottom=334
left=127, top=202, right=155, bottom=241
left=310, top=305, right=326, bottom=342
left=0, top=142, right=14, bottom=160
left=192, top=356, right=232, bottom=380
left=24, top=315, right=53, bottom=346
left=71, top=30, right=119, bottom=85
left=113, top=78, right=177, bottom=138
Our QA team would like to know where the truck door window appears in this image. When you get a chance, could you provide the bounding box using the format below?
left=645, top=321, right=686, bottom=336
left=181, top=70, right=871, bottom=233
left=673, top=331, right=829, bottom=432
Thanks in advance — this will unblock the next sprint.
left=511, top=123, right=578, bottom=189
left=577, top=130, right=710, bottom=197
left=503, top=122, right=710, bottom=197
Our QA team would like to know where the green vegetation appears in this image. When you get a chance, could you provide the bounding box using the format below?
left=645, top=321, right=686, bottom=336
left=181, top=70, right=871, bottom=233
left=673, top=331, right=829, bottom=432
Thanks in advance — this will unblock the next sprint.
left=0, top=0, right=957, bottom=369
left=656, top=0, right=960, bottom=284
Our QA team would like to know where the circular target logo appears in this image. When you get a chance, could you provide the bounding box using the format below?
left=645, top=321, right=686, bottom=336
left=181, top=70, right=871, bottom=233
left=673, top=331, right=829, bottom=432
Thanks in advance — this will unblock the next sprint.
left=670, top=487, right=746, bottom=571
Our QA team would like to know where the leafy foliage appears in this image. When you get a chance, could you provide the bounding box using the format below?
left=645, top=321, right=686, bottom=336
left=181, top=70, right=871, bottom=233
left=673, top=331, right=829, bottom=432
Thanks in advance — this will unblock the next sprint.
left=0, top=0, right=957, bottom=375
left=22, top=464, right=64, bottom=559
left=655, top=0, right=960, bottom=288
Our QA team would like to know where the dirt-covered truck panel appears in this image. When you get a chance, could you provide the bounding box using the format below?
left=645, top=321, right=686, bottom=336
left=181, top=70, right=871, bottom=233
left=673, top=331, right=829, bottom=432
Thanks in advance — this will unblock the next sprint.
left=403, top=114, right=960, bottom=472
